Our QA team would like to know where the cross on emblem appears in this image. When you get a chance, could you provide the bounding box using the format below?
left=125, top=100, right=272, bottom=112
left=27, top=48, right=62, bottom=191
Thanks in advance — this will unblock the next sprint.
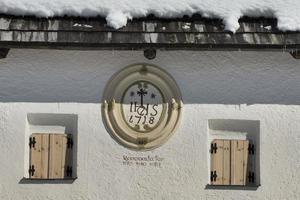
left=137, top=88, right=148, bottom=106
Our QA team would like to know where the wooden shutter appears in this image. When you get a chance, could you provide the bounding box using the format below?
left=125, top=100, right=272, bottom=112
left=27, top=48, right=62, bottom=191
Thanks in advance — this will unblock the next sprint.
left=210, top=140, right=230, bottom=185
left=49, top=134, right=73, bottom=179
left=230, top=140, right=249, bottom=185
left=29, top=134, right=49, bottom=179
left=210, top=139, right=255, bottom=186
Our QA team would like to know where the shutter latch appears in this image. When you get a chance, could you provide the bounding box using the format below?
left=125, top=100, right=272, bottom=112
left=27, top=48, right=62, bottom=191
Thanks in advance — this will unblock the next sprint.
left=248, top=143, right=255, bottom=155
left=29, top=137, right=36, bottom=148
left=66, top=166, right=73, bottom=177
left=210, top=143, right=218, bottom=154
left=248, top=171, right=255, bottom=183
left=210, top=171, right=217, bottom=182
left=67, top=137, right=73, bottom=149
left=29, top=165, right=35, bottom=176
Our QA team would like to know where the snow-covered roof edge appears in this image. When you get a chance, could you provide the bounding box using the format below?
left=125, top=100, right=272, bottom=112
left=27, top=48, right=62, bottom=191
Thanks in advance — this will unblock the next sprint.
left=0, top=15, right=299, bottom=51
left=0, top=0, right=299, bottom=32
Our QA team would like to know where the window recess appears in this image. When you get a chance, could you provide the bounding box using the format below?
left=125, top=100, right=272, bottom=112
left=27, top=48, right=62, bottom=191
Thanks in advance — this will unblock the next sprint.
left=210, top=139, right=256, bottom=186
left=29, top=133, right=73, bottom=179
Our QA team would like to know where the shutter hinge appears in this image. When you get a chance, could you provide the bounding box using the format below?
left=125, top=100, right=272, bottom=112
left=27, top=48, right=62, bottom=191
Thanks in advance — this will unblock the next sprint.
left=29, top=137, right=36, bottom=148
left=29, top=165, right=35, bottom=176
left=67, top=137, right=73, bottom=149
left=248, top=143, right=255, bottom=155
left=210, top=171, right=217, bottom=182
left=66, top=166, right=73, bottom=177
left=248, top=171, right=255, bottom=183
left=210, top=143, right=218, bottom=154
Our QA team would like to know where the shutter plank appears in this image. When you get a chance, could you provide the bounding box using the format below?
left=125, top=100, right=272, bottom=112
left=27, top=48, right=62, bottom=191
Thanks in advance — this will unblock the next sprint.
left=243, top=140, right=249, bottom=185
left=231, top=140, right=248, bottom=185
left=214, top=142, right=223, bottom=184
left=223, top=140, right=230, bottom=185
left=231, top=140, right=242, bottom=185
left=49, top=134, right=66, bottom=179
left=29, top=134, right=49, bottom=179
left=40, top=134, right=50, bottom=179
left=61, top=135, right=67, bottom=178
left=211, top=140, right=230, bottom=185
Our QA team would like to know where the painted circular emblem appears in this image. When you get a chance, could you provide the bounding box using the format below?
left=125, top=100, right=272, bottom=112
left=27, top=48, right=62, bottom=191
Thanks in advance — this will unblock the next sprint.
left=102, top=64, right=182, bottom=150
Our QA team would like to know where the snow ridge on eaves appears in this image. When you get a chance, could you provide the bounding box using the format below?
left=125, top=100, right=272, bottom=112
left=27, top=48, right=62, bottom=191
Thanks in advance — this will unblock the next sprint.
left=0, top=0, right=299, bottom=32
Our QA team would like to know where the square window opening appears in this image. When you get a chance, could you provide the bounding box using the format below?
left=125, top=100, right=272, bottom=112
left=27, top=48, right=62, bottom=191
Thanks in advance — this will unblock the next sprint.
left=208, top=119, right=260, bottom=187
left=24, top=113, right=78, bottom=181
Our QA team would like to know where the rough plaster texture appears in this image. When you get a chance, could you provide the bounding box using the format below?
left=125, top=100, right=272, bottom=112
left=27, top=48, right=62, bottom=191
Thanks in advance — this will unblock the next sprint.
left=0, top=49, right=299, bottom=200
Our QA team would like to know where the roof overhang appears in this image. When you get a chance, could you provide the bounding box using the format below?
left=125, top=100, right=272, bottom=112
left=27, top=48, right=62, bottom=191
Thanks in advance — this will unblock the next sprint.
left=0, top=15, right=299, bottom=52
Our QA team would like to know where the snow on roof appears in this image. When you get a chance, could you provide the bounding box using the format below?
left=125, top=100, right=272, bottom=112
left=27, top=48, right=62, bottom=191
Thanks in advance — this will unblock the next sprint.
left=0, top=0, right=299, bottom=32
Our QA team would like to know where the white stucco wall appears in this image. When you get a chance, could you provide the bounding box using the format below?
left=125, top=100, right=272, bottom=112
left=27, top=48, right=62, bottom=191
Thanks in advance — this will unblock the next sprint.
left=0, top=49, right=299, bottom=200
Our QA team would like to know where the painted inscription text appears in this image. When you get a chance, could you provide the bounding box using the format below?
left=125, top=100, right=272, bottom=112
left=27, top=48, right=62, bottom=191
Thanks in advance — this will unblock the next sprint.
left=122, top=155, right=164, bottom=168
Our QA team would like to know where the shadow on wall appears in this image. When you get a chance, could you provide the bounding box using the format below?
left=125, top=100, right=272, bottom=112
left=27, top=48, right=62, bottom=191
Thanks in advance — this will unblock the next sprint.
left=0, top=49, right=299, bottom=105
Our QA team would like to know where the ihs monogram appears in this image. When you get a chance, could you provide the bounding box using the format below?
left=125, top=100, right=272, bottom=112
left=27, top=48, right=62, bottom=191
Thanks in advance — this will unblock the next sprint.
left=125, top=82, right=162, bottom=131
